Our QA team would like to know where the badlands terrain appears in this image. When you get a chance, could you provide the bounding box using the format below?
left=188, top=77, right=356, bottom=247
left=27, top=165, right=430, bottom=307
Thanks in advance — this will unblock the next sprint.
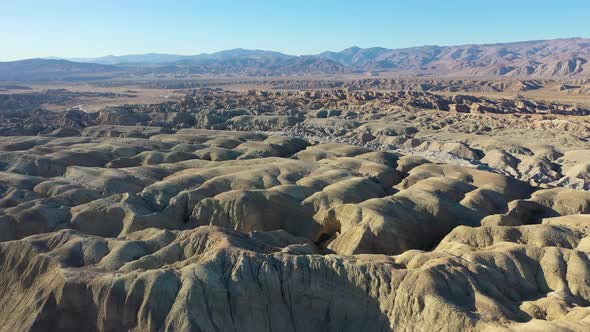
left=0, top=80, right=590, bottom=331
left=2, top=37, right=590, bottom=330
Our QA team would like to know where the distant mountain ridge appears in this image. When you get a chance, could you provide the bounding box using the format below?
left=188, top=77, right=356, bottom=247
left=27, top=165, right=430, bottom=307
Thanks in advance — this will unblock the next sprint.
left=66, top=49, right=295, bottom=66
left=0, top=59, right=119, bottom=81
left=1, top=38, right=589, bottom=81
left=318, top=38, right=590, bottom=77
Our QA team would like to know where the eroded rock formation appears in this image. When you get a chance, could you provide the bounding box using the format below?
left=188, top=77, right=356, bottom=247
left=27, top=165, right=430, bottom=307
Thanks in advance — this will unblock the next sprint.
left=0, top=126, right=589, bottom=331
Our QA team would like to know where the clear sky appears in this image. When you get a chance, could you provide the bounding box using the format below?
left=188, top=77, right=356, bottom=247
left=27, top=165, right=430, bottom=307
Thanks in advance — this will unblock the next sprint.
left=1, top=0, right=589, bottom=60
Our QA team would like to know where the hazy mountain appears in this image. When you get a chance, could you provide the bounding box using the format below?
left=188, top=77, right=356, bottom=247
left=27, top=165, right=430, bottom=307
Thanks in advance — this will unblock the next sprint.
left=149, top=50, right=345, bottom=76
left=2, top=38, right=589, bottom=81
left=318, top=46, right=391, bottom=67
left=68, top=49, right=292, bottom=65
left=68, top=53, right=191, bottom=65
left=68, top=49, right=346, bottom=77
left=0, top=59, right=120, bottom=81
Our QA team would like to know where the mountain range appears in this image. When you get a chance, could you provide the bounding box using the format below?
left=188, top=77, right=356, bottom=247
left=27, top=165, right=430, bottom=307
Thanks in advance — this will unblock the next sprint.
left=1, top=38, right=589, bottom=81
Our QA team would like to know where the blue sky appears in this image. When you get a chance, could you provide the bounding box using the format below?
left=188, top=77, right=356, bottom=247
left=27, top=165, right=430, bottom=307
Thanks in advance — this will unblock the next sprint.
left=1, top=0, right=589, bottom=60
